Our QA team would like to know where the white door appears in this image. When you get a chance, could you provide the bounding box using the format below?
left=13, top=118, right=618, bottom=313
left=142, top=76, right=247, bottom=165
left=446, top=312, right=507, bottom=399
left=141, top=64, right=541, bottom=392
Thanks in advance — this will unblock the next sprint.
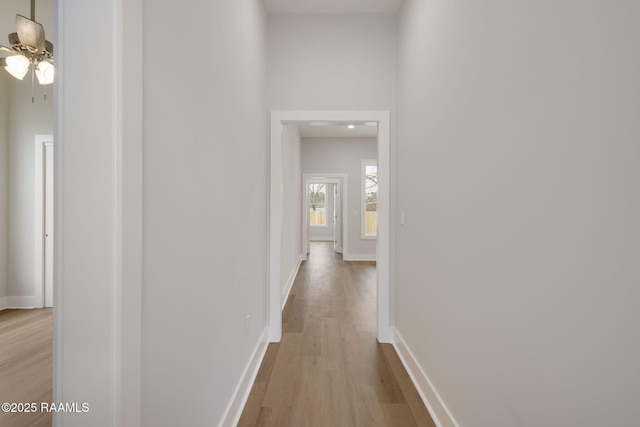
left=331, top=180, right=343, bottom=254
left=44, top=142, right=54, bottom=307
left=333, top=185, right=338, bottom=252
left=306, top=183, right=311, bottom=254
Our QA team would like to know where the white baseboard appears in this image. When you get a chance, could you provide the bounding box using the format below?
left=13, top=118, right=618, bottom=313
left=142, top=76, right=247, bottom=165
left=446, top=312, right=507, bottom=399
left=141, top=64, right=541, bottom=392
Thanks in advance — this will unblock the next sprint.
left=0, top=297, right=7, bottom=311
left=218, top=327, right=269, bottom=427
left=282, top=255, right=303, bottom=310
left=5, top=296, right=36, bottom=309
left=343, top=253, right=376, bottom=261
left=393, top=328, right=459, bottom=427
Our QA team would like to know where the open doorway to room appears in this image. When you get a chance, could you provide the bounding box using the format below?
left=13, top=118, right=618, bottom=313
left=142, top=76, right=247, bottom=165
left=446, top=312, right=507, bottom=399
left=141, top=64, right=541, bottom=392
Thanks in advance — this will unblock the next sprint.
left=307, top=181, right=337, bottom=254
left=303, top=176, right=346, bottom=257
left=0, top=1, right=56, bottom=426
left=238, top=110, right=401, bottom=425
left=298, top=127, right=378, bottom=263
left=269, top=110, right=391, bottom=344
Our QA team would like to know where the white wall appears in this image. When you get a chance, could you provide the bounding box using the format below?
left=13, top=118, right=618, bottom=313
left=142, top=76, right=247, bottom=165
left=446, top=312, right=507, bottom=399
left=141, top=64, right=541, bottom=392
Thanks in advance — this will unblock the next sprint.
left=1, top=0, right=54, bottom=303
left=281, top=125, right=302, bottom=300
left=141, top=1, right=268, bottom=426
left=309, top=183, right=334, bottom=241
left=396, top=1, right=640, bottom=426
left=302, top=138, right=376, bottom=257
left=58, top=0, right=268, bottom=425
left=0, top=73, right=8, bottom=303
left=268, top=11, right=397, bottom=311
left=268, top=14, right=396, bottom=111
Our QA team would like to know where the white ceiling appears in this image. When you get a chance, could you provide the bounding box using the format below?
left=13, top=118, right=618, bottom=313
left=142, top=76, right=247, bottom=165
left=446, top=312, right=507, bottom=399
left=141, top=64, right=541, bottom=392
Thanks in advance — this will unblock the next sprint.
left=264, top=0, right=403, bottom=14
left=296, top=122, right=378, bottom=138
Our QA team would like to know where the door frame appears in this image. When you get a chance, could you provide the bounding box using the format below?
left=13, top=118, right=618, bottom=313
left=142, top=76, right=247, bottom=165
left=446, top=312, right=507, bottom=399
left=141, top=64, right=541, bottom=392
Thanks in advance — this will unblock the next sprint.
left=303, top=174, right=347, bottom=258
left=269, top=110, right=392, bottom=343
left=34, top=134, right=54, bottom=308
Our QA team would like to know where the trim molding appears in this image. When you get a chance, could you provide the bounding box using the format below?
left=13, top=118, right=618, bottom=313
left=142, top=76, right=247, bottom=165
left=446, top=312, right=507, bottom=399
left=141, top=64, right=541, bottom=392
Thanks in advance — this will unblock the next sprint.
left=114, top=0, right=144, bottom=425
left=393, top=329, right=460, bottom=427
left=3, top=296, right=36, bottom=309
left=272, top=111, right=392, bottom=343
left=303, top=174, right=348, bottom=269
left=282, top=255, right=303, bottom=311
left=218, top=327, right=269, bottom=427
left=343, top=253, right=376, bottom=262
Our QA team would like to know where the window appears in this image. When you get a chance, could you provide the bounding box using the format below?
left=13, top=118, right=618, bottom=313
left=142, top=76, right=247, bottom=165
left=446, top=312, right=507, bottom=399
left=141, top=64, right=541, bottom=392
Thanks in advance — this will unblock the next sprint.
left=309, top=183, right=327, bottom=226
left=362, top=160, right=377, bottom=238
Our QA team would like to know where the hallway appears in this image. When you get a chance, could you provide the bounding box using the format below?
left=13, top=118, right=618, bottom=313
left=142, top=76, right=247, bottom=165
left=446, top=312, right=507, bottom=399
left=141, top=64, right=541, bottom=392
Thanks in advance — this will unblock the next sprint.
left=239, top=242, right=435, bottom=426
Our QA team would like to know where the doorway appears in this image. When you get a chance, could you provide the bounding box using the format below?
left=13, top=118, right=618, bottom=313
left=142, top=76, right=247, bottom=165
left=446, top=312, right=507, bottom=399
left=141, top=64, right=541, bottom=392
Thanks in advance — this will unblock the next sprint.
left=34, top=135, right=54, bottom=308
left=269, top=110, right=391, bottom=343
left=303, top=175, right=347, bottom=258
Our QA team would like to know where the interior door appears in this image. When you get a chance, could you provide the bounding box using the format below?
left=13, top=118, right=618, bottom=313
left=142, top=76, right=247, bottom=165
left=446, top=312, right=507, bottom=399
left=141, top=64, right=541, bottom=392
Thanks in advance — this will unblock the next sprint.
left=44, top=142, right=54, bottom=307
left=334, top=180, right=342, bottom=253
left=306, top=183, right=311, bottom=255
left=333, top=185, right=338, bottom=252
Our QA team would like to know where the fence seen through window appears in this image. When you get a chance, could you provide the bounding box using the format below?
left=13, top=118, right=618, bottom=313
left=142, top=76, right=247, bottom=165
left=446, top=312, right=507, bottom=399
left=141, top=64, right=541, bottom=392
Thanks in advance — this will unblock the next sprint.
left=309, top=183, right=326, bottom=226
left=364, top=163, right=377, bottom=236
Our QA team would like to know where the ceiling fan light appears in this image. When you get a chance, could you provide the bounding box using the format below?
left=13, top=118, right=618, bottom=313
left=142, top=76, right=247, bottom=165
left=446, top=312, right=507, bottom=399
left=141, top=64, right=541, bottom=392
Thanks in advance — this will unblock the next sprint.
left=36, top=60, right=54, bottom=84
left=4, top=54, right=30, bottom=80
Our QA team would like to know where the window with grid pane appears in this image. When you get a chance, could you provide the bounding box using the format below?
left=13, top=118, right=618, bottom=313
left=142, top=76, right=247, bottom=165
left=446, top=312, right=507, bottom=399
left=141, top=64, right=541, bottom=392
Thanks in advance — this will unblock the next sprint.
left=363, top=161, right=377, bottom=238
left=309, top=183, right=327, bottom=226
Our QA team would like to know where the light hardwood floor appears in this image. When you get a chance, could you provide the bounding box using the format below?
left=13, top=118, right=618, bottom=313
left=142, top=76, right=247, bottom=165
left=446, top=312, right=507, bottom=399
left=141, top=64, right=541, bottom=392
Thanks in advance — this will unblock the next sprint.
left=239, top=242, right=436, bottom=427
left=0, top=308, right=53, bottom=427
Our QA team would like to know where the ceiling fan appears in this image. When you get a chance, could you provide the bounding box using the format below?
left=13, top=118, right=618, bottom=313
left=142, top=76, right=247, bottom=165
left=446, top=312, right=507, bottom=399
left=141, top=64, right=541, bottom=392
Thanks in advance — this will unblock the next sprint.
left=0, top=0, right=54, bottom=100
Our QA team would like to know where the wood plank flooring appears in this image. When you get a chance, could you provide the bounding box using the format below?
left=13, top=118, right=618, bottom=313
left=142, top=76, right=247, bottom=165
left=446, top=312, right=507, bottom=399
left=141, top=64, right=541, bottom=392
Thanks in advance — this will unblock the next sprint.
left=0, top=308, right=53, bottom=427
left=239, top=242, right=435, bottom=427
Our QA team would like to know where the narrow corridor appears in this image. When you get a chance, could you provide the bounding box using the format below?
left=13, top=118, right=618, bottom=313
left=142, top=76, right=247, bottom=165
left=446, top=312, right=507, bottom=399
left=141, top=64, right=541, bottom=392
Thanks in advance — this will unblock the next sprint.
left=239, top=242, right=435, bottom=426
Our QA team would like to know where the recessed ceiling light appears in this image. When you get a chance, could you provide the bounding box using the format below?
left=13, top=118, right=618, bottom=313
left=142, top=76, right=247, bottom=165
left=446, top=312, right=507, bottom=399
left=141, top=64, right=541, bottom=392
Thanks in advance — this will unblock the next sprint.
left=347, top=124, right=355, bottom=129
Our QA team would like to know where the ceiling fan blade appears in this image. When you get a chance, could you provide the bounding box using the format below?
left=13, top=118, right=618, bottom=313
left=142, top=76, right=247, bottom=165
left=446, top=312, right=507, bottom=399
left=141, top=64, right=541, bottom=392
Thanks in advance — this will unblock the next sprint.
left=44, top=40, right=54, bottom=56
left=8, top=33, right=19, bottom=46
left=16, top=14, right=45, bottom=53
left=0, top=45, right=15, bottom=53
